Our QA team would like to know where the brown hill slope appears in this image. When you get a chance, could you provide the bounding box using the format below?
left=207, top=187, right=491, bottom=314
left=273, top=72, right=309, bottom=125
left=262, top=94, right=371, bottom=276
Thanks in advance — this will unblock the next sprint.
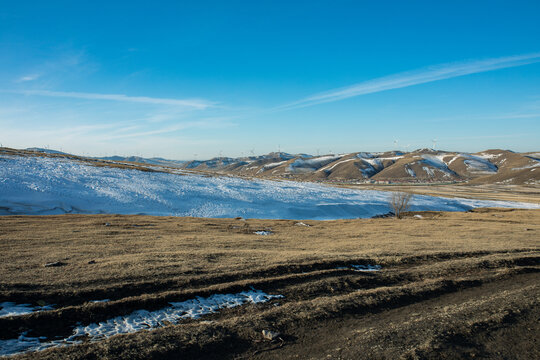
left=180, top=149, right=540, bottom=185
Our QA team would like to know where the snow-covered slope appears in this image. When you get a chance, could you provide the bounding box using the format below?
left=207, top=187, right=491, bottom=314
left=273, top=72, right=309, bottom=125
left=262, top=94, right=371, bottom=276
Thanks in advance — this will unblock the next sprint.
left=1, top=155, right=538, bottom=220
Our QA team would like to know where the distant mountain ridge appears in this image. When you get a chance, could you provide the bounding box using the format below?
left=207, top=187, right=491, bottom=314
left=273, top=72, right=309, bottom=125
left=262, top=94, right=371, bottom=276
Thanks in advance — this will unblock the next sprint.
left=98, top=156, right=187, bottom=168
left=178, top=149, right=540, bottom=186
left=16, top=147, right=540, bottom=186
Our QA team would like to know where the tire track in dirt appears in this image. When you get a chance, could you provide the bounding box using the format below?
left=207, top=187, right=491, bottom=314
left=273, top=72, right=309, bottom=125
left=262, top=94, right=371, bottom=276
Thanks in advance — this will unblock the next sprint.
left=2, top=250, right=538, bottom=358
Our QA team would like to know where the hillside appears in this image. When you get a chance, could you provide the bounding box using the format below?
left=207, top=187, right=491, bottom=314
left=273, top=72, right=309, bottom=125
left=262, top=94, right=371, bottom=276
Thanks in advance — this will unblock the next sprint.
left=4, top=147, right=540, bottom=186
left=180, top=149, right=540, bottom=186
left=4, top=151, right=538, bottom=218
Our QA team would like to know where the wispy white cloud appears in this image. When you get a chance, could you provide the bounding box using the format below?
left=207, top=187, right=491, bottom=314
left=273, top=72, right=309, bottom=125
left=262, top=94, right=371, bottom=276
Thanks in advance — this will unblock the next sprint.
left=12, top=49, right=96, bottom=85
left=16, top=74, right=41, bottom=82
left=102, top=117, right=237, bottom=140
left=8, top=89, right=216, bottom=110
left=277, top=52, right=540, bottom=110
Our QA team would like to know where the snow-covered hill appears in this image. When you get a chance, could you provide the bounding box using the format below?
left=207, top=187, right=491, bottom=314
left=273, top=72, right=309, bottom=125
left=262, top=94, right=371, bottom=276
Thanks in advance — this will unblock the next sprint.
left=1, top=154, right=538, bottom=219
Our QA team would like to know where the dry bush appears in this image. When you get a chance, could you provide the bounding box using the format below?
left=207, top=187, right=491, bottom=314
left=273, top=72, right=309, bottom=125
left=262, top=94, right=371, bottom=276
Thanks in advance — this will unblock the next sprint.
left=390, top=191, right=413, bottom=218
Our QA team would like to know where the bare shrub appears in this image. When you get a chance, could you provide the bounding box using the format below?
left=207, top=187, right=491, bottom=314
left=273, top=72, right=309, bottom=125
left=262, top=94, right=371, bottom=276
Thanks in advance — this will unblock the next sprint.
left=390, top=191, right=413, bottom=219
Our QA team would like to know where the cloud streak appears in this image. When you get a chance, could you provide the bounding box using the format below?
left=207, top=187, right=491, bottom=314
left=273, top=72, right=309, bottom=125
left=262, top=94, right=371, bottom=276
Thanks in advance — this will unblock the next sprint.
left=16, top=74, right=41, bottom=82
left=277, top=52, right=540, bottom=110
left=9, top=89, right=215, bottom=110
left=102, top=117, right=237, bottom=140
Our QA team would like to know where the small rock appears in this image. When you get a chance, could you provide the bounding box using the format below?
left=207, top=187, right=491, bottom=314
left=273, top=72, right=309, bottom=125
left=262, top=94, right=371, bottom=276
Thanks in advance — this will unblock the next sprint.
left=88, top=260, right=96, bottom=264
left=104, top=223, right=111, bottom=226
left=295, top=222, right=311, bottom=227
left=44, top=261, right=67, bottom=267
left=262, top=329, right=280, bottom=341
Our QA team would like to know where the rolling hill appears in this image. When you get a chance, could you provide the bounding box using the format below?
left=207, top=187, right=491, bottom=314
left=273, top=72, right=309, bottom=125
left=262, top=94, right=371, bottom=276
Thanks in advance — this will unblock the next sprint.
left=5, top=147, right=540, bottom=186
left=180, top=149, right=540, bottom=185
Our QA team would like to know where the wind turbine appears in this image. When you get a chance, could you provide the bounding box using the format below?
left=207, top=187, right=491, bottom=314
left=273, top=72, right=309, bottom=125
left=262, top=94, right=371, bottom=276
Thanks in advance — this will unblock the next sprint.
left=250, top=148, right=255, bottom=156
left=393, top=139, right=399, bottom=150
left=432, top=139, right=437, bottom=150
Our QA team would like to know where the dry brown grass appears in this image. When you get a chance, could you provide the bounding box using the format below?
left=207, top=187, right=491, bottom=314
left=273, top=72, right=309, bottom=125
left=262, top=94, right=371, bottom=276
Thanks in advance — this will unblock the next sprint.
left=0, top=209, right=539, bottom=359
left=344, top=183, right=540, bottom=204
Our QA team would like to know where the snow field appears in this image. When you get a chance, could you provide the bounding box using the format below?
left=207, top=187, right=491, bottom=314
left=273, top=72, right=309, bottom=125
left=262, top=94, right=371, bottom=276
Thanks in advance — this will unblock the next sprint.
left=1, top=155, right=539, bottom=220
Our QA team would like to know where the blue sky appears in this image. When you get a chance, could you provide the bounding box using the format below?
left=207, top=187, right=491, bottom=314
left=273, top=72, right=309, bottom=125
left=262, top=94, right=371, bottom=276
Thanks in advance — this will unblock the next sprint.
left=1, top=1, right=539, bottom=159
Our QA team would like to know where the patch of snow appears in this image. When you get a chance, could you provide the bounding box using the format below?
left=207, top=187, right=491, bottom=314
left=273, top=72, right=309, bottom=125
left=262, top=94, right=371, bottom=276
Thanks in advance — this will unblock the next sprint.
left=294, top=222, right=310, bottom=227
left=0, top=302, right=54, bottom=318
left=254, top=231, right=273, bottom=235
left=512, top=158, right=540, bottom=170
left=318, top=158, right=357, bottom=172
left=0, top=333, right=73, bottom=358
left=0, top=290, right=282, bottom=357
left=376, top=156, right=403, bottom=161
left=89, top=299, right=110, bottom=303
left=423, top=167, right=435, bottom=177
left=356, top=152, right=374, bottom=159
left=359, top=165, right=377, bottom=178
left=1, top=155, right=539, bottom=220
left=360, top=158, right=383, bottom=168
left=414, top=214, right=423, bottom=219
left=457, top=154, right=498, bottom=173
left=447, top=155, right=460, bottom=165
left=405, top=166, right=416, bottom=177
left=421, top=154, right=448, bottom=168
left=476, top=152, right=503, bottom=160
left=259, top=160, right=288, bottom=172
left=419, top=155, right=455, bottom=175
left=464, top=160, right=497, bottom=173
left=287, top=155, right=342, bottom=173
left=422, top=155, right=450, bottom=168
left=350, top=264, right=381, bottom=272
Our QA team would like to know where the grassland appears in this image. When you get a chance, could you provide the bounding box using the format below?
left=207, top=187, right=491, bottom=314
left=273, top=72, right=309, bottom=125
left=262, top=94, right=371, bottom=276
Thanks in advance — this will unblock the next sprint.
left=345, top=183, right=540, bottom=204
left=0, top=208, right=539, bottom=359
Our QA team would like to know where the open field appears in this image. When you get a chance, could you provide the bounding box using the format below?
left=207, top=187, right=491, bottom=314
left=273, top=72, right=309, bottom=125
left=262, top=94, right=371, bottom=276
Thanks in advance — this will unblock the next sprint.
left=344, top=183, right=540, bottom=204
left=1, top=208, right=539, bottom=359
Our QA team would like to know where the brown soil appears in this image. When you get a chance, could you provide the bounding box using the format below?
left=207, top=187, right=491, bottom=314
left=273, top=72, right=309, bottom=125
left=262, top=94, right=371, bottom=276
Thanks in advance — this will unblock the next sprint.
left=0, top=209, right=539, bottom=359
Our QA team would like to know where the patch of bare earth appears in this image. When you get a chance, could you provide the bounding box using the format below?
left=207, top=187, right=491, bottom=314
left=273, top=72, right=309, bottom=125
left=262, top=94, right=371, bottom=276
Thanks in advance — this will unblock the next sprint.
left=0, top=209, right=538, bottom=359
